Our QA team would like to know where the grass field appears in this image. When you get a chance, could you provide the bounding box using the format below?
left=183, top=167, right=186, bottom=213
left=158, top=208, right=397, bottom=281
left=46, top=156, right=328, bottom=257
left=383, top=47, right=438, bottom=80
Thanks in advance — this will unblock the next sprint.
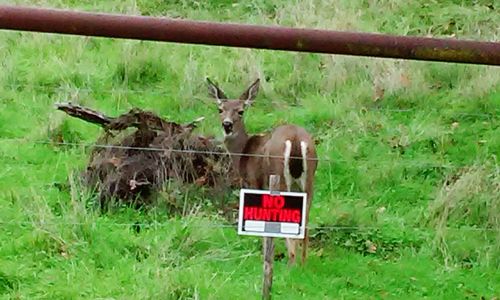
left=1, top=0, right=499, bottom=299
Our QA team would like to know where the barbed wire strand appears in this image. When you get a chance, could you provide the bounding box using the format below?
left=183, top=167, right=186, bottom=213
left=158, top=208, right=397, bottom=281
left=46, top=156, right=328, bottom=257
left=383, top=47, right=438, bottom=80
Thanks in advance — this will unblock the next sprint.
left=1, top=220, right=498, bottom=232
left=1, top=138, right=330, bottom=162
left=2, top=138, right=492, bottom=168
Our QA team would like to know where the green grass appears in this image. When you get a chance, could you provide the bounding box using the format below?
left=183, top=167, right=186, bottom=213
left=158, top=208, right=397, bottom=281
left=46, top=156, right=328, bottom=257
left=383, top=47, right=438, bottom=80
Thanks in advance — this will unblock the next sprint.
left=1, top=0, right=499, bottom=299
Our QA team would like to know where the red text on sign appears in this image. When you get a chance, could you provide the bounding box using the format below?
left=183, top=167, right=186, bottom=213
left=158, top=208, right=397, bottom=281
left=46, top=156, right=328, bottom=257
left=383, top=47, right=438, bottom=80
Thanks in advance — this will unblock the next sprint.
left=262, top=194, right=285, bottom=209
left=244, top=206, right=301, bottom=223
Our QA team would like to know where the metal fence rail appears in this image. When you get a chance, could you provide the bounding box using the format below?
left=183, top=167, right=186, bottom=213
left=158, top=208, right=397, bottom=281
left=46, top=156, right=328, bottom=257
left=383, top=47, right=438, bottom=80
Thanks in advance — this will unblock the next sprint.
left=0, top=5, right=499, bottom=65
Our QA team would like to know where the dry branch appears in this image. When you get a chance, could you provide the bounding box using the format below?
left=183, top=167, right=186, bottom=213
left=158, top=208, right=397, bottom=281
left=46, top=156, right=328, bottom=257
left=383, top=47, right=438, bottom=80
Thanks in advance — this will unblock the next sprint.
left=56, top=102, right=113, bottom=127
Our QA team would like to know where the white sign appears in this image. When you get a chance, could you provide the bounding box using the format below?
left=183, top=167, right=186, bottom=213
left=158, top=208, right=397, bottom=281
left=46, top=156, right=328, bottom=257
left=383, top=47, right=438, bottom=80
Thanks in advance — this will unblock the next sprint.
left=237, top=188, right=307, bottom=239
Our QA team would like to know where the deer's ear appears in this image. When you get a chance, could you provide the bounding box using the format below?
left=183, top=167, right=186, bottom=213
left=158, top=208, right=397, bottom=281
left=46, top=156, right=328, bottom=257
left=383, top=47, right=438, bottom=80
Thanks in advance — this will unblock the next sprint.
left=240, top=78, right=260, bottom=107
left=206, top=78, right=227, bottom=105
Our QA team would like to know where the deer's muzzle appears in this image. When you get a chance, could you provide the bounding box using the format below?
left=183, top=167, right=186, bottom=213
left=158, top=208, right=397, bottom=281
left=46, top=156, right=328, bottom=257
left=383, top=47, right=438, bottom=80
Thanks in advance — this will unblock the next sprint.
left=222, top=121, right=233, bottom=134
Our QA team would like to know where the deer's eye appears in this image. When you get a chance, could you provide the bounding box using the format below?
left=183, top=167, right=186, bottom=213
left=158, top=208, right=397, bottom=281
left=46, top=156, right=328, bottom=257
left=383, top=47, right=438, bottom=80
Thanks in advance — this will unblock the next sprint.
left=218, top=108, right=223, bottom=114
left=238, top=110, right=244, bottom=116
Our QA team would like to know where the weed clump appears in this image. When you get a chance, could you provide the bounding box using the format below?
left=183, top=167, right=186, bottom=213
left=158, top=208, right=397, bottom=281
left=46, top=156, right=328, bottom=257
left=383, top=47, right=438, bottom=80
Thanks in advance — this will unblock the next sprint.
left=424, top=164, right=500, bottom=266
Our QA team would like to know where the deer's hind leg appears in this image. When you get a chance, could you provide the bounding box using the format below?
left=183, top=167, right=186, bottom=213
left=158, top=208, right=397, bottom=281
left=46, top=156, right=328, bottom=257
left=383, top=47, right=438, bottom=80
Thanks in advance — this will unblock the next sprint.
left=284, top=176, right=298, bottom=266
left=299, top=141, right=314, bottom=265
left=268, top=140, right=300, bottom=266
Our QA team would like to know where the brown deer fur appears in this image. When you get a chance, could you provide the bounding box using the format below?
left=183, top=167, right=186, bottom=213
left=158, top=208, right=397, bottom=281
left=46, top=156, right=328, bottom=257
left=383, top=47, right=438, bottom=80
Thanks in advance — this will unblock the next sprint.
left=206, top=78, right=318, bottom=265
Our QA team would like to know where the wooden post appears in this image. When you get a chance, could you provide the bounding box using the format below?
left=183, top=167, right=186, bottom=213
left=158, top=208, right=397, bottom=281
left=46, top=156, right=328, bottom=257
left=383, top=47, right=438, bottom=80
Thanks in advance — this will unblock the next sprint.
left=262, top=174, right=279, bottom=300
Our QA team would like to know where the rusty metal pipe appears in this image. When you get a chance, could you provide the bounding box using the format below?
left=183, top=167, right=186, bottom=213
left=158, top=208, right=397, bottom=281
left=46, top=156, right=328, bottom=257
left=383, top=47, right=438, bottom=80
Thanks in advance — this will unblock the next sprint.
left=0, top=5, right=499, bottom=65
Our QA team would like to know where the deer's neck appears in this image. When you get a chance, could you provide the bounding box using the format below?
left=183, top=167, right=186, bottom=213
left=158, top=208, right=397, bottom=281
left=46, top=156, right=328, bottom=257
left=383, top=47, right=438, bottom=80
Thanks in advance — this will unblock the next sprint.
left=224, top=129, right=249, bottom=172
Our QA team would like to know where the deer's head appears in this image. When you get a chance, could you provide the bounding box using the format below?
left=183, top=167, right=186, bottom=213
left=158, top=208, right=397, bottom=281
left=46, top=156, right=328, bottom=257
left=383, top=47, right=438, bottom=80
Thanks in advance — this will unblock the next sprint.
left=206, top=78, right=260, bottom=138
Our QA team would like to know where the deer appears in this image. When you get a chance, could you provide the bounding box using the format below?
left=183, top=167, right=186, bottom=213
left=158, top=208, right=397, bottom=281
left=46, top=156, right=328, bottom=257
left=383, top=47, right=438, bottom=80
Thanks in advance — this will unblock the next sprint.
left=206, top=77, right=318, bottom=265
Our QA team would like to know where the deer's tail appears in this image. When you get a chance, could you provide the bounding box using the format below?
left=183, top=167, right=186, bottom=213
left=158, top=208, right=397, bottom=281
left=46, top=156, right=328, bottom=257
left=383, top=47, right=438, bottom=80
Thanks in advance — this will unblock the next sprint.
left=285, top=139, right=306, bottom=179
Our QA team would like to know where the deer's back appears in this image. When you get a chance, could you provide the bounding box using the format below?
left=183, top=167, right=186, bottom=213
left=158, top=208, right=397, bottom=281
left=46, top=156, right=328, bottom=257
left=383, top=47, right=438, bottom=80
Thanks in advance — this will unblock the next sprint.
left=267, top=125, right=315, bottom=155
left=266, top=125, right=317, bottom=178
left=239, top=124, right=317, bottom=189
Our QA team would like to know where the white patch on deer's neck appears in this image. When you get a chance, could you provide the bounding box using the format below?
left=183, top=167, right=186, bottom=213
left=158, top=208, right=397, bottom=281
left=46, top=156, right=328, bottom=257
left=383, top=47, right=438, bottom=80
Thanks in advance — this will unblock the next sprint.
left=224, top=131, right=247, bottom=156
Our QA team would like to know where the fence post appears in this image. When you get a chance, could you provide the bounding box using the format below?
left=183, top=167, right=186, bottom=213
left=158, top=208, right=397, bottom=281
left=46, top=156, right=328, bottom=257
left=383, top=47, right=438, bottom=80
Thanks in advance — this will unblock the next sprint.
left=262, top=174, right=279, bottom=300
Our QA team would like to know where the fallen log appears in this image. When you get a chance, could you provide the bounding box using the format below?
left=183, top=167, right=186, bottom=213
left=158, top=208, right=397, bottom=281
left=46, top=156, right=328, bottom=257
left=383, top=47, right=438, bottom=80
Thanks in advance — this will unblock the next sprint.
left=55, top=103, right=236, bottom=207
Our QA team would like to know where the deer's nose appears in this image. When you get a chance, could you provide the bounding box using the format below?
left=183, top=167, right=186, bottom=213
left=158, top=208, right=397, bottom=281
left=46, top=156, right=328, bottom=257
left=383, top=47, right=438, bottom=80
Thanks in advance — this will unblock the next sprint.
left=222, top=121, right=233, bottom=130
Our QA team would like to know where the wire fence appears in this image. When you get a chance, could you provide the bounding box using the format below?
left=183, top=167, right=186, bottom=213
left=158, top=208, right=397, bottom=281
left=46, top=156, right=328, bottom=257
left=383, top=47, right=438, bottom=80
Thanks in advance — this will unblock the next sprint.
left=2, top=138, right=494, bottom=170
left=1, top=139, right=496, bottom=236
left=1, top=220, right=498, bottom=232
left=2, top=139, right=329, bottom=162
left=1, top=137, right=496, bottom=235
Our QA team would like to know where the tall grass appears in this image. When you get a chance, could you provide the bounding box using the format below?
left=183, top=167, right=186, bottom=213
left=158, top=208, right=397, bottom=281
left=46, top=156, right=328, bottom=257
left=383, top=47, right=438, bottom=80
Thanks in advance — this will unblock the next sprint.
left=0, top=0, right=499, bottom=298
